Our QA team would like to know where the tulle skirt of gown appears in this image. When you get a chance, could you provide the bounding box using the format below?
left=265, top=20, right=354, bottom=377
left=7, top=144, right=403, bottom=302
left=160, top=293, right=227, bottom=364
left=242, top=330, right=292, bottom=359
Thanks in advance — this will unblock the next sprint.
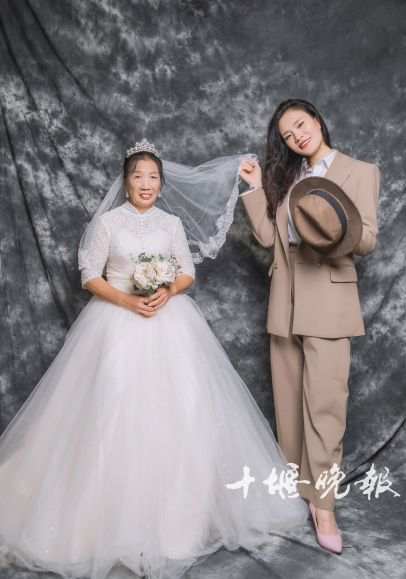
left=0, top=293, right=308, bottom=579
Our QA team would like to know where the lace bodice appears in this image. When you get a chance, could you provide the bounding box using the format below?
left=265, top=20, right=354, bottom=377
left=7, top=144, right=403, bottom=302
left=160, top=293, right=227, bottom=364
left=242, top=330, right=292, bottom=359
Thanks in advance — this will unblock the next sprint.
left=78, top=201, right=196, bottom=291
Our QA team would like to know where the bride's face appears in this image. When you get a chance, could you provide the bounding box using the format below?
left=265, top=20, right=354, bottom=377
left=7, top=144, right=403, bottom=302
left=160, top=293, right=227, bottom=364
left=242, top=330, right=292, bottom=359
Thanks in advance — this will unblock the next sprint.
left=126, top=159, right=161, bottom=212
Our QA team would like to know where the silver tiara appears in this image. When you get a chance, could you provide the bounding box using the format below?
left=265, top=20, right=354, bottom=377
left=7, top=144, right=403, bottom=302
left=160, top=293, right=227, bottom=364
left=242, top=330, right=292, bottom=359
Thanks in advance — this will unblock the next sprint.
left=125, top=139, right=160, bottom=159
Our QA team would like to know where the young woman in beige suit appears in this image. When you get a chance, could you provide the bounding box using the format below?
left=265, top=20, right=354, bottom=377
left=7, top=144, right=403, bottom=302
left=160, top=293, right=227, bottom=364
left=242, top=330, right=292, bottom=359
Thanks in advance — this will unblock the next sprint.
left=239, top=98, right=380, bottom=554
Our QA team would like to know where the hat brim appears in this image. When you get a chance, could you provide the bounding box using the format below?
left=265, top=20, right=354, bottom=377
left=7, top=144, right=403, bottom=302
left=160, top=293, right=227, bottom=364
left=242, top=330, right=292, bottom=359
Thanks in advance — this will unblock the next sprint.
left=289, top=177, right=362, bottom=258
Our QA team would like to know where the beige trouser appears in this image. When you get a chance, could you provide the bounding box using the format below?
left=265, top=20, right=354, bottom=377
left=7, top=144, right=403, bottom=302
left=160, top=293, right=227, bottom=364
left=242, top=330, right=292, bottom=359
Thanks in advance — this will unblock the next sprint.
left=270, top=246, right=351, bottom=510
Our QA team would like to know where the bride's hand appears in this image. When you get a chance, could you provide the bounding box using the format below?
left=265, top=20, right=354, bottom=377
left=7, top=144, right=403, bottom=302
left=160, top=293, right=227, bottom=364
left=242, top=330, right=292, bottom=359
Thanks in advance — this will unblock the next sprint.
left=239, top=159, right=263, bottom=189
left=122, top=295, right=157, bottom=317
left=146, top=287, right=171, bottom=310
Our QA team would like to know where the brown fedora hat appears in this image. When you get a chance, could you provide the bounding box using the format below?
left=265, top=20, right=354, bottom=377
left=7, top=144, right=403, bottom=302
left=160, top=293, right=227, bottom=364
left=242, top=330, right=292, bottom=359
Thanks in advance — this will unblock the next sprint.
left=289, top=177, right=362, bottom=258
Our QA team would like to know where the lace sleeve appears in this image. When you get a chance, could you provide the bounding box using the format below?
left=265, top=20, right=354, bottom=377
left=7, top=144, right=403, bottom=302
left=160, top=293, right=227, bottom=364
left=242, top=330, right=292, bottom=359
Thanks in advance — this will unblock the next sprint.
left=78, top=216, right=111, bottom=289
left=172, top=217, right=195, bottom=279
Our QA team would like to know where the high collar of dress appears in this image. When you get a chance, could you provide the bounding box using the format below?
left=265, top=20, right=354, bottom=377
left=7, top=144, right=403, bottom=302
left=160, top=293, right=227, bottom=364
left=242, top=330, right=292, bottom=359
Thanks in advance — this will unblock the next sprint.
left=123, top=200, right=157, bottom=217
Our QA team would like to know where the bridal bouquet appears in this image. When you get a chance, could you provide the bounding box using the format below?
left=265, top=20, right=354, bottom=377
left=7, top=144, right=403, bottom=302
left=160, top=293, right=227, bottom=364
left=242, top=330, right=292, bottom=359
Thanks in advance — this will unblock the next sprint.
left=130, top=253, right=180, bottom=296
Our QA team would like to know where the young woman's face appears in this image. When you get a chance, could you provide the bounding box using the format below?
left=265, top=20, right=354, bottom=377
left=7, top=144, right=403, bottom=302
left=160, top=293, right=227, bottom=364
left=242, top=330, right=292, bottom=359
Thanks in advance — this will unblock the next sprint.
left=126, top=159, right=161, bottom=211
left=278, top=108, right=324, bottom=157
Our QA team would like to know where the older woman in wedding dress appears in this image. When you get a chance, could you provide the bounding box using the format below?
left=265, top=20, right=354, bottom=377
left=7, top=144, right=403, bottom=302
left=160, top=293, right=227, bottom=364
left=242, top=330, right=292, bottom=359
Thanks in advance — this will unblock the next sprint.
left=0, top=141, right=308, bottom=579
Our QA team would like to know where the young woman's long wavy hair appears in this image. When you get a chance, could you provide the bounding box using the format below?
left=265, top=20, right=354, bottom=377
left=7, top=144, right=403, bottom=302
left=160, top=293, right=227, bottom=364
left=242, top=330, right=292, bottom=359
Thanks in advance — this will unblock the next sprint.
left=263, top=99, right=332, bottom=220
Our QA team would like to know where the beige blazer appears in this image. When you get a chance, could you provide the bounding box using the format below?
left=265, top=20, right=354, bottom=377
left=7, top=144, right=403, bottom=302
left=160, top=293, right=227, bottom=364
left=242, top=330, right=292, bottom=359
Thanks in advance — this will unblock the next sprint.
left=242, top=150, right=380, bottom=338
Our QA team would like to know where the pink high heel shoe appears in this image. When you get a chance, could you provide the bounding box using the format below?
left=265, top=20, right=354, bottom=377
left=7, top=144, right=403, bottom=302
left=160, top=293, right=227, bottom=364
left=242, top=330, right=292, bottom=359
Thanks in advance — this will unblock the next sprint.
left=309, top=502, right=343, bottom=555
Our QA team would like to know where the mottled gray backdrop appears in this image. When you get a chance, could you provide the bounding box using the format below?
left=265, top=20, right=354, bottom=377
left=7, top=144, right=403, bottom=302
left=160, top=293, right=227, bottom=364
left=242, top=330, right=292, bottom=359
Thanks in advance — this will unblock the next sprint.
left=0, top=1, right=405, bottom=578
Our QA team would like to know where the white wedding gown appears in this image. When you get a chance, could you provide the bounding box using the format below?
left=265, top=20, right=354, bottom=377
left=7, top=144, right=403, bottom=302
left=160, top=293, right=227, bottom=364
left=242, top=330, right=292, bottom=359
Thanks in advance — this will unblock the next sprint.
left=0, top=201, right=308, bottom=579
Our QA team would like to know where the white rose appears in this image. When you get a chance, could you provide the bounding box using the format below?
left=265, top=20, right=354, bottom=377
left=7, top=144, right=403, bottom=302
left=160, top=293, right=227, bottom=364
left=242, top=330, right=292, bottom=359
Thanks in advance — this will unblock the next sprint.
left=132, top=272, right=149, bottom=290
left=144, top=262, right=157, bottom=283
left=155, top=260, right=176, bottom=284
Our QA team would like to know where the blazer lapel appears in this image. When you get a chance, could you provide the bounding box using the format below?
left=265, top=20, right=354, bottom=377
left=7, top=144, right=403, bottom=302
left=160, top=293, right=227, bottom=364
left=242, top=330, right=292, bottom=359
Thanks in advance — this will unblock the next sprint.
left=275, top=187, right=291, bottom=268
left=324, top=149, right=352, bottom=187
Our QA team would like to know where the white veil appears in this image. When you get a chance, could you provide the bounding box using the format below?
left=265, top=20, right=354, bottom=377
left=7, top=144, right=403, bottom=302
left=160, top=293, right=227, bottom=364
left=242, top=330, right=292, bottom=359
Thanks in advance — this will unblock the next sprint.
left=78, top=153, right=257, bottom=269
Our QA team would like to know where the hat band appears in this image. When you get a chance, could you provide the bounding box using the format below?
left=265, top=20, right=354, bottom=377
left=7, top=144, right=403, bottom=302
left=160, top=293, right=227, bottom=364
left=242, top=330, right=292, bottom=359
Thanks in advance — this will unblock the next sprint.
left=308, top=189, right=348, bottom=241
